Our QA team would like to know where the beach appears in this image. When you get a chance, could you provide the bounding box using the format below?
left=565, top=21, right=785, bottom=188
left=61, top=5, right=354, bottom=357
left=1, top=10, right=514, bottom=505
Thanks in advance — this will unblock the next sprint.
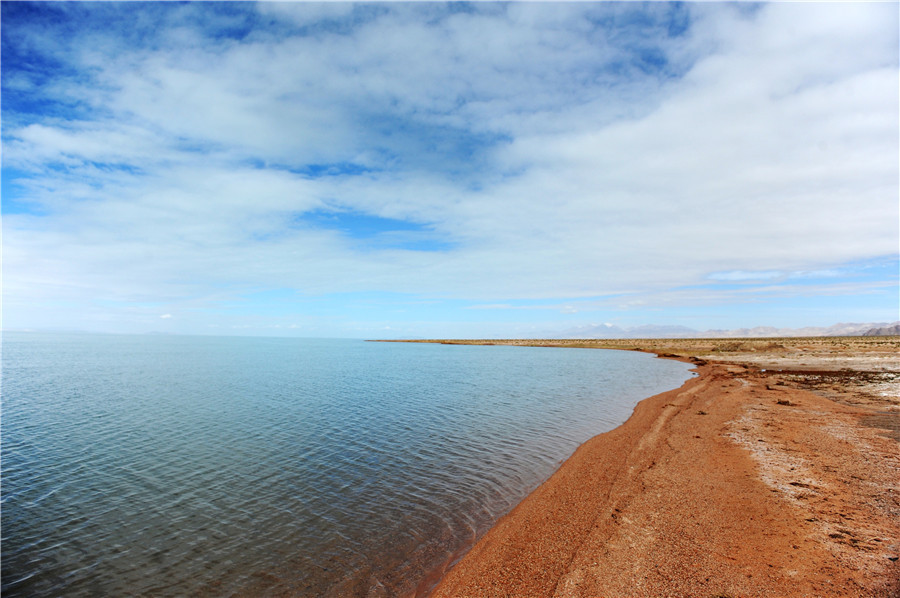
left=420, top=337, right=900, bottom=597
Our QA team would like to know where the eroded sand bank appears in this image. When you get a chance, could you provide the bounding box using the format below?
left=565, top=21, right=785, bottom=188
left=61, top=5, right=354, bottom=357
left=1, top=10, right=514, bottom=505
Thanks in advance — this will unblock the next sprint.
left=420, top=337, right=899, bottom=597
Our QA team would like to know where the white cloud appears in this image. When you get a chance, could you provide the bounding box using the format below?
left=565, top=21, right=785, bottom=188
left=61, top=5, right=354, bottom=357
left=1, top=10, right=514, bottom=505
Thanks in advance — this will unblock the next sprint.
left=2, top=2, right=897, bottom=333
left=709, top=272, right=783, bottom=282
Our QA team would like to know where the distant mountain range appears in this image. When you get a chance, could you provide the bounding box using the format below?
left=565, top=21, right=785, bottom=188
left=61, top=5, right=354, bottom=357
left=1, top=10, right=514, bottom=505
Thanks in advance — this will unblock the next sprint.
left=555, top=321, right=900, bottom=339
left=862, top=323, right=900, bottom=336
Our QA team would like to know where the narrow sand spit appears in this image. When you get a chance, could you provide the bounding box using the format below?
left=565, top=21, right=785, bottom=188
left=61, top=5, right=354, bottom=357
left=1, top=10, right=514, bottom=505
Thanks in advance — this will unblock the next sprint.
left=418, top=337, right=899, bottom=598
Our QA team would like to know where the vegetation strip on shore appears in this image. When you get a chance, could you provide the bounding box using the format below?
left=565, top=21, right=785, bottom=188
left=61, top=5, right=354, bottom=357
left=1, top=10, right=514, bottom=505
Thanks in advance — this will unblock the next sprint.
left=386, top=337, right=900, bottom=597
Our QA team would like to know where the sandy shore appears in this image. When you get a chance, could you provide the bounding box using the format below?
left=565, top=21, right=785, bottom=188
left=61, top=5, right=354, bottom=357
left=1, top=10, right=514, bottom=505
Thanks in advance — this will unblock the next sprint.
left=415, top=337, right=900, bottom=597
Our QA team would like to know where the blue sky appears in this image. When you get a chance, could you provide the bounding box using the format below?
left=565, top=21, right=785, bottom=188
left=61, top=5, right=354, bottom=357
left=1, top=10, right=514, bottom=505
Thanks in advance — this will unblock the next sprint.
left=2, top=1, right=898, bottom=338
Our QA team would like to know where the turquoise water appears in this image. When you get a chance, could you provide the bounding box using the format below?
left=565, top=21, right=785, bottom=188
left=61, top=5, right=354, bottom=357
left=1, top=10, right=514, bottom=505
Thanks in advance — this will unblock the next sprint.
left=2, top=333, right=693, bottom=596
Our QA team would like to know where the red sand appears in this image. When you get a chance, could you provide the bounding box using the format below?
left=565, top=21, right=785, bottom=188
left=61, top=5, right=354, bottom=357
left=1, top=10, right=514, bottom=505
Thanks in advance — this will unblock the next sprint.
left=429, top=354, right=899, bottom=597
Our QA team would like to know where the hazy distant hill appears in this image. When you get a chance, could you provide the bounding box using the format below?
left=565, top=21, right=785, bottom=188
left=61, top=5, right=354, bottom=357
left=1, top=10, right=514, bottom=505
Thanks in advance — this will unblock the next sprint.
left=863, top=324, right=900, bottom=336
left=558, top=321, right=900, bottom=339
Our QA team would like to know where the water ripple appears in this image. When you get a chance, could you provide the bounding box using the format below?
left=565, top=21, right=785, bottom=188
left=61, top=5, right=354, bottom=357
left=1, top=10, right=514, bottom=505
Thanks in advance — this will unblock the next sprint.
left=2, top=333, right=692, bottom=597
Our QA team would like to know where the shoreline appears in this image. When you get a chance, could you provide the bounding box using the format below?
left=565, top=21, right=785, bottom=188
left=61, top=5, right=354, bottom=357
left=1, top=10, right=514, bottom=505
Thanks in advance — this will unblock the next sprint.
left=404, top=337, right=900, bottom=597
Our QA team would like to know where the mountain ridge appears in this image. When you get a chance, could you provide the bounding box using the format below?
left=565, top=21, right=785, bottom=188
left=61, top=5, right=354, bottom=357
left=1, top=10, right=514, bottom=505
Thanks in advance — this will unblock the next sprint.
left=555, top=321, right=900, bottom=339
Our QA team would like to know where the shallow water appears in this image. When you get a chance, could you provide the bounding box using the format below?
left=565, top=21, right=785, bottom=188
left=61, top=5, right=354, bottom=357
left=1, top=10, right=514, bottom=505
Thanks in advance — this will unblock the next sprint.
left=2, top=333, right=693, bottom=596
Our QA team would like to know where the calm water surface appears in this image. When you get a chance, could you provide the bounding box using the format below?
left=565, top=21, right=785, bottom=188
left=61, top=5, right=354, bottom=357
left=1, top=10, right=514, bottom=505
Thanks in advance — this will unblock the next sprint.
left=2, top=333, right=693, bottom=596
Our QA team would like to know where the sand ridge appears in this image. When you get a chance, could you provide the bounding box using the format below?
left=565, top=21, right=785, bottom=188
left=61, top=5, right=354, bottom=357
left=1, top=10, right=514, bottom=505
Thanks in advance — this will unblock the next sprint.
left=423, top=338, right=899, bottom=597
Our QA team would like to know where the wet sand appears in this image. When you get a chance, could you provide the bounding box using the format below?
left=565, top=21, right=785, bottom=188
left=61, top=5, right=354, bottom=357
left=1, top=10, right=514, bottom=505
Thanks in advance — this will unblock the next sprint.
left=418, top=337, right=900, bottom=597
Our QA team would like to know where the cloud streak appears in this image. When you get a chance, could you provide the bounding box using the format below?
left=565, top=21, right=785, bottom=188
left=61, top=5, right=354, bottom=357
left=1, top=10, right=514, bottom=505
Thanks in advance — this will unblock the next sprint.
left=2, top=2, right=897, bottom=335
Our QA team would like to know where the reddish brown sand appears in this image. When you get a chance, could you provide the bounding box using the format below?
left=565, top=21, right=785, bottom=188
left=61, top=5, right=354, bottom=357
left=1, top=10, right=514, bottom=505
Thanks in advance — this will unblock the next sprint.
left=425, top=339, right=899, bottom=598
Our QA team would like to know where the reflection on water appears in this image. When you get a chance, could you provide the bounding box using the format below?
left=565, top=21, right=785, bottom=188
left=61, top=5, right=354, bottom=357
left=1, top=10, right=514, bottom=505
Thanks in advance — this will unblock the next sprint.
left=2, top=333, right=692, bottom=596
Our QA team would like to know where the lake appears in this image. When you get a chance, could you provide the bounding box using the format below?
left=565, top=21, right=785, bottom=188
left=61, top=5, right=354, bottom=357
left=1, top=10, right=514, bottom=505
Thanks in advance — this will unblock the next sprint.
left=2, top=333, right=693, bottom=596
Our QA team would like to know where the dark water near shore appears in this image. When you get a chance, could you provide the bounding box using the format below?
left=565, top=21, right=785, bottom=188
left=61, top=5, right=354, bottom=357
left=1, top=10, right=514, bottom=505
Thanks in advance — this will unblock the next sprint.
left=2, top=333, right=693, bottom=597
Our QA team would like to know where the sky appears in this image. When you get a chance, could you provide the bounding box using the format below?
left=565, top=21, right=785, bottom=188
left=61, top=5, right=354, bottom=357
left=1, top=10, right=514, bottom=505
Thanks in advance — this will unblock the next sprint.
left=2, top=1, right=898, bottom=338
